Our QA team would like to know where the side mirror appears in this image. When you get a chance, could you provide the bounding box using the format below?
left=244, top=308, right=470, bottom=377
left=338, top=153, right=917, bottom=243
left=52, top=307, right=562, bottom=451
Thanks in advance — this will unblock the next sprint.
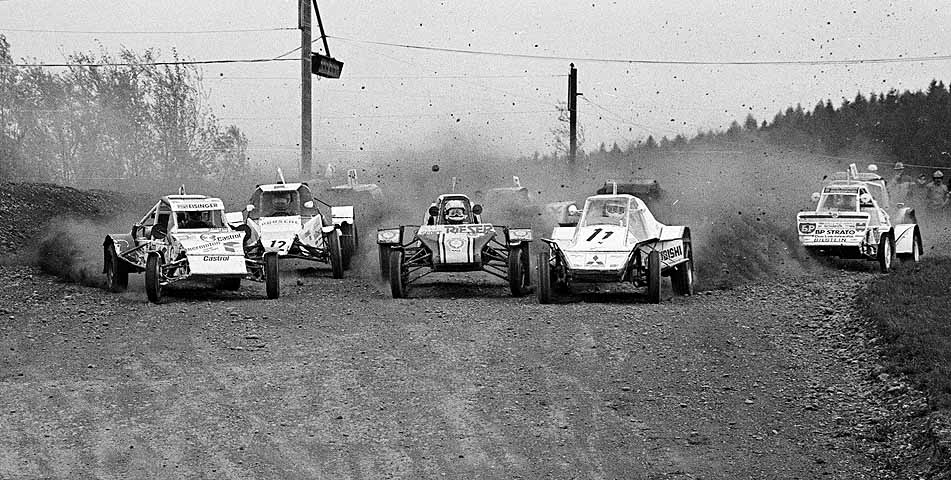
left=303, top=200, right=315, bottom=209
left=131, top=223, right=142, bottom=237
left=567, top=204, right=580, bottom=216
left=428, top=205, right=439, bottom=217
left=472, top=204, right=483, bottom=215
left=810, top=192, right=820, bottom=203
left=245, top=204, right=255, bottom=212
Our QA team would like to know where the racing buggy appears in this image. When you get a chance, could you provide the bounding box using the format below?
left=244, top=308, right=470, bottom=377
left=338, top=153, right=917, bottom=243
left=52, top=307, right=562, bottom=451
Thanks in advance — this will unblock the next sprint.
left=537, top=191, right=694, bottom=304
left=376, top=193, right=533, bottom=298
left=103, top=193, right=279, bottom=303
left=229, top=177, right=349, bottom=278
left=797, top=163, right=921, bottom=272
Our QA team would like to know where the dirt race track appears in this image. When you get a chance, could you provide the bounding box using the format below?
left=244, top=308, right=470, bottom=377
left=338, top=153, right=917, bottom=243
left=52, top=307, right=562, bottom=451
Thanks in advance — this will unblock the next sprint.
left=0, top=254, right=937, bottom=479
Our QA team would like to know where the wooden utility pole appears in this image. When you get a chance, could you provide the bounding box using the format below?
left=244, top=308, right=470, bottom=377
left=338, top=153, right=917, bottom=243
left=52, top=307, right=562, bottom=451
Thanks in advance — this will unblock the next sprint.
left=568, top=63, right=578, bottom=164
left=299, top=0, right=312, bottom=178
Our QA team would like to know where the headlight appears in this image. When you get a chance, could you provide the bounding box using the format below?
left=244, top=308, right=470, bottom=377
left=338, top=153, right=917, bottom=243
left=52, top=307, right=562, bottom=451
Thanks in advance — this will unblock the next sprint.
left=508, top=228, right=533, bottom=242
left=377, top=229, right=400, bottom=244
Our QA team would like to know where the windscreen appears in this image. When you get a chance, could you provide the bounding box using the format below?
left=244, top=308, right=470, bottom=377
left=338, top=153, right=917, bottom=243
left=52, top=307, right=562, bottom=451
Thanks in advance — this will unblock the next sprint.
left=817, top=193, right=858, bottom=212
left=174, top=210, right=224, bottom=229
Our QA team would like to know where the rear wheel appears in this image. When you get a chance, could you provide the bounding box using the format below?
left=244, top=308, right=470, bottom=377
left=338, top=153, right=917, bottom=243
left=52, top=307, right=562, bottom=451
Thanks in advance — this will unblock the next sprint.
left=104, top=244, right=128, bottom=293
left=877, top=232, right=895, bottom=273
left=671, top=234, right=694, bottom=296
left=340, top=223, right=355, bottom=270
left=646, top=250, right=661, bottom=304
left=898, top=228, right=922, bottom=264
left=264, top=252, right=280, bottom=299
left=145, top=253, right=163, bottom=304
left=378, top=245, right=391, bottom=280
left=389, top=249, right=407, bottom=298
left=327, top=231, right=344, bottom=279
left=536, top=250, right=553, bottom=304
left=508, top=244, right=530, bottom=296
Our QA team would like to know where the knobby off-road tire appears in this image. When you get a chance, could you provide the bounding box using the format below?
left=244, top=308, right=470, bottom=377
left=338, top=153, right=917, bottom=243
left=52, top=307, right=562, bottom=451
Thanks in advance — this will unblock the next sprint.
left=508, top=244, right=530, bottom=297
left=378, top=245, right=391, bottom=280
left=646, top=250, right=662, bottom=304
left=897, top=228, right=922, bottom=264
left=671, top=234, right=694, bottom=296
left=388, top=249, right=407, bottom=298
left=145, top=253, right=163, bottom=304
left=536, top=250, right=553, bottom=304
left=878, top=232, right=895, bottom=273
left=264, top=252, right=280, bottom=299
left=340, top=223, right=355, bottom=271
left=104, top=244, right=128, bottom=293
left=327, top=231, right=344, bottom=279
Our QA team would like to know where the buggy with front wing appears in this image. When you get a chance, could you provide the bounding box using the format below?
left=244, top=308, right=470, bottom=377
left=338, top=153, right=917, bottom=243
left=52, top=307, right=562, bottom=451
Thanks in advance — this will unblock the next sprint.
left=376, top=193, right=533, bottom=298
left=230, top=180, right=350, bottom=278
left=103, top=193, right=280, bottom=303
left=537, top=192, right=694, bottom=304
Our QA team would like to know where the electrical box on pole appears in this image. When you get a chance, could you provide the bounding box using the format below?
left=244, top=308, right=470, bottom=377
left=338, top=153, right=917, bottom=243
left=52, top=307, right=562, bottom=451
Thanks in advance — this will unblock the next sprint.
left=568, top=63, right=578, bottom=165
left=311, top=0, right=343, bottom=79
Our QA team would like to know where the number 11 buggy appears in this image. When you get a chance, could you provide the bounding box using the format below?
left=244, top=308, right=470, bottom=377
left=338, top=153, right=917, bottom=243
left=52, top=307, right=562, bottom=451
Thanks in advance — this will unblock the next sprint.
left=537, top=190, right=694, bottom=304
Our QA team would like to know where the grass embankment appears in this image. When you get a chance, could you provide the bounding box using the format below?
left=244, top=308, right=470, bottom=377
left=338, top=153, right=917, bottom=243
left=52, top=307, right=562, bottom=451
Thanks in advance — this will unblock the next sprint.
left=858, top=257, right=951, bottom=409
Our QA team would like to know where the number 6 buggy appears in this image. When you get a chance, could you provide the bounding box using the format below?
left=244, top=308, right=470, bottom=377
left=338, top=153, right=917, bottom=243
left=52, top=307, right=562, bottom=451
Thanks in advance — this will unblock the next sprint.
left=103, top=193, right=279, bottom=304
left=376, top=193, right=533, bottom=298
left=537, top=192, right=694, bottom=304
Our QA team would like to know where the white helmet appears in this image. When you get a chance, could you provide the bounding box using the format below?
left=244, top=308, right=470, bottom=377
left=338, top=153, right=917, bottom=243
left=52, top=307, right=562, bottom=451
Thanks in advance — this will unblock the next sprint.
left=934, top=170, right=945, bottom=179
left=444, top=199, right=468, bottom=223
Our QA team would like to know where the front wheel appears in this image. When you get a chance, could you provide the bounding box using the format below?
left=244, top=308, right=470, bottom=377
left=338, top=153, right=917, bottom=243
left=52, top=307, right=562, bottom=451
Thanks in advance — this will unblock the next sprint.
left=536, top=250, right=554, bottom=304
left=389, top=249, right=407, bottom=298
left=378, top=245, right=391, bottom=280
left=508, top=244, right=530, bottom=297
left=877, top=232, right=895, bottom=273
left=264, top=252, right=280, bottom=299
left=327, top=231, right=344, bottom=279
left=104, top=244, right=128, bottom=292
left=340, top=223, right=355, bottom=270
left=145, top=253, right=163, bottom=304
left=898, top=229, right=922, bottom=264
left=646, top=250, right=661, bottom=304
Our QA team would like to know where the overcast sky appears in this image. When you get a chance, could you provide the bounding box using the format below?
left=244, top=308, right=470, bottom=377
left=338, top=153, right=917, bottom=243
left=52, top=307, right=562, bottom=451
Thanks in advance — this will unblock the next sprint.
left=3, top=0, right=951, bottom=169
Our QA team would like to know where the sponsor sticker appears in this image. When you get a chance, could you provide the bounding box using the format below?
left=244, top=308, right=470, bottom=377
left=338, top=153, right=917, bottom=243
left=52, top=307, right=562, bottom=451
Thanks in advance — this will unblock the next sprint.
left=659, top=245, right=683, bottom=262
left=202, top=256, right=229, bottom=261
left=419, top=224, right=495, bottom=236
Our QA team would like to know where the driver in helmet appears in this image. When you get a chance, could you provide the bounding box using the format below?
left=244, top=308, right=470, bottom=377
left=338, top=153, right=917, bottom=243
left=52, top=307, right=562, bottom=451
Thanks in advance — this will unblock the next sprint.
left=601, top=201, right=627, bottom=225
left=270, top=192, right=292, bottom=215
left=443, top=199, right=469, bottom=224
left=179, top=210, right=209, bottom=229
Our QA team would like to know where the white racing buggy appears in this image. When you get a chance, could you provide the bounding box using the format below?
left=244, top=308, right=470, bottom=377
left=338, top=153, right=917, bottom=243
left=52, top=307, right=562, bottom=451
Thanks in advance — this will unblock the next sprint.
left=376, top=193, right=533, bottom=298
left=797, top=163, right=921, bottom=272
left=103, top=193, right=279, bottom=303
left=537, top=192, right=694, bottom=304
left=229, top=178, right=351, bottom=278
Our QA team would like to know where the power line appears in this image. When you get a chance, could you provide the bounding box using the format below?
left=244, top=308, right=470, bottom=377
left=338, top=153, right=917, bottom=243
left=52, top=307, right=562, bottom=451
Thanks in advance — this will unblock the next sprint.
left=204, top=74, right=563, bottom=81
left=331, top=35, right=951, bottom=66
left=2, top=57, right=298, bottom=68
left=0, top=27, right=296, bottom=34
